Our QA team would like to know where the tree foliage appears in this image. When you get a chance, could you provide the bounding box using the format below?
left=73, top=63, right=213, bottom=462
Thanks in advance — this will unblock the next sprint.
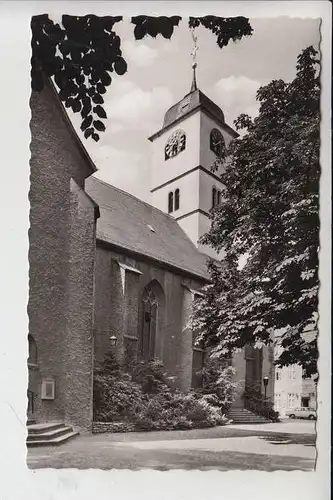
left=31, top=14, right=252, bottom=141
left=191, top=46, right=320, bottom=377
left=189, top=16, right=253, bottom=47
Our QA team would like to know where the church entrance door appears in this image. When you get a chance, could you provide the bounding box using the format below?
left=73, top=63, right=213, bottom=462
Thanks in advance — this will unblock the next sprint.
left=245, top=345, right=263, bottom=395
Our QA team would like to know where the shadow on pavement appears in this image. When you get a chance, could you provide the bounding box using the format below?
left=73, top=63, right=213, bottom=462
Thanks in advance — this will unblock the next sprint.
left=27, top=447, right=315, bottom=471
left=259, top=433, right=316, bottom=446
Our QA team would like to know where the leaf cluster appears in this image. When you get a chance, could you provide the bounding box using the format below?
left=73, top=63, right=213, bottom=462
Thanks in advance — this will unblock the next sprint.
left=189, top=16, right=253, bottom=48
left=31, top=14, right=126, bottom=141
left=31, top=15, right=253, bottom=141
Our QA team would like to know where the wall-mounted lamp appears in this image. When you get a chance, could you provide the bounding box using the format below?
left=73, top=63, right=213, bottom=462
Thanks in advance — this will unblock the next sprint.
left=109, top=335, right=118, bottom=347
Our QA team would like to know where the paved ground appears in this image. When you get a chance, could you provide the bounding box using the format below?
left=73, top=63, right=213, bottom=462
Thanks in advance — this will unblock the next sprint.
left=27, top=419, right=316, bottom=471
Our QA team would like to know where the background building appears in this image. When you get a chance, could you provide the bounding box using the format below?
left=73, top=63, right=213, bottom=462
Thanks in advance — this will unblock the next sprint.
left=274, top=328, right=317, bottom=417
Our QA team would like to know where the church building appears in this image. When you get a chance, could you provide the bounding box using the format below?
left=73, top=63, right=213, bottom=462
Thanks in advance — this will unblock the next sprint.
left=27, top=67, right=274, bottom=436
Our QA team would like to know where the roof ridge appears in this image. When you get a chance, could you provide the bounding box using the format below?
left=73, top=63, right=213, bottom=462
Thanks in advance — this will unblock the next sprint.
left=89, top=176, right=204, bottom=254
left=97, top=231, right=209, bottom=280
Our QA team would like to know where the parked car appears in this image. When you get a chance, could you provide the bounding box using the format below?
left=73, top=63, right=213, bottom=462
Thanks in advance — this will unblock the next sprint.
left=286, top=407, right=317, bottom=420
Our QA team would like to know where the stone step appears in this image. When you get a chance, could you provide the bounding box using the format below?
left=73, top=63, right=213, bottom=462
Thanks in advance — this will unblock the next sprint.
left=229, top=413, right=269, bottom=418
left=230, top=419, right=269, bottom=424
left=229, top=415, right=268, bottom=419
left=27, top=425, right=74, bottom=441
left=232, top=415, right=270, bottom=418
left=228, top=408, right=271, bottom=424
left=27, top=422, right=65, bottom=435
left=27, top=430, right=79, bottom=447
left=229, top=414, right=268, bottom=419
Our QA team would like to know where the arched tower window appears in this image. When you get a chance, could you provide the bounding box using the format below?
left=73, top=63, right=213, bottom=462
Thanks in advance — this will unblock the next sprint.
left=168, top=191, right=174, bottom=213
left=210, top=128, right=225, bottom=158
left=168, top=189, right=180, bottom=213
left=165, top=130, right=186, bottom=160
left=174, top=189, right=180, bottom=211
left=212, top=187, right=217, bottom=208
left=212, top=187, right=222, bottom=209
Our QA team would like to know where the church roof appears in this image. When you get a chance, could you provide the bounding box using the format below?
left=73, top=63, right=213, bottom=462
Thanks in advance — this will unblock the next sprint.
left=85, top=176, right=210, bottom=281
left=148, top=87, right=239, bottom=142
left=164, top=89, right=225, bottom=128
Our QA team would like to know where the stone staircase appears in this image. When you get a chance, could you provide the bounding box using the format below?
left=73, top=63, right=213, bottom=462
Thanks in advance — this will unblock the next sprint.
left=27, top=422, right=79, bottom=447
left=228, top=408, right=271, bottom=424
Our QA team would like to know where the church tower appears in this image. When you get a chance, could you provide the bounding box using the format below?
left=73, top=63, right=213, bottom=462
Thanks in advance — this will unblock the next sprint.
left=148, top=46, right=238, bottom=259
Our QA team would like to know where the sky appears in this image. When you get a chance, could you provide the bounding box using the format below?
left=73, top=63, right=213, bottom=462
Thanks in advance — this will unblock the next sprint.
left=69, top=16, right=321, bottom=202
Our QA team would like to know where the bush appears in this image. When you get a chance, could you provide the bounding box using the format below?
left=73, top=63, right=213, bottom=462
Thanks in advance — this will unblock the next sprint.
left=93, top=353, right=148, bottom=422
left=93, top=372, right=146, bottom=422
left=129, top=358, right=175, bottom=393
left=131, top=390, right=228, bottom=431
left=93, top=352, right=231, bottom=431
left=196, top=357, right=239, bottom=414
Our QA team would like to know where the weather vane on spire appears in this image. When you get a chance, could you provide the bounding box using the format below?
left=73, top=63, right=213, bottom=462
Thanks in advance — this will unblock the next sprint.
left=190, top=27, right=199, bottom=92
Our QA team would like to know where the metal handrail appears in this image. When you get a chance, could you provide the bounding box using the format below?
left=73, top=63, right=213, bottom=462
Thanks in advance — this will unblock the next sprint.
left=243, top=392, right=278, bottom=420
left=27, top=389, right=37, bottom=414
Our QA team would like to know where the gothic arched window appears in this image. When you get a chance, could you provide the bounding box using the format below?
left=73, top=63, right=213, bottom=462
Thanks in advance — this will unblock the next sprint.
left=210, top=128, right=225, bottom=158
left=174, top=189, right=180, bottom=211
left=139, top=281, right=165, bottom=361
left=165, top=130, right=186, bottom=160
left=168, top=192, right=174, bottom=213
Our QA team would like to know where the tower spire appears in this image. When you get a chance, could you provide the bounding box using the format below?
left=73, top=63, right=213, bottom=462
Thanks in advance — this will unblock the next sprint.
left=190, top=28, right=199, bottom=92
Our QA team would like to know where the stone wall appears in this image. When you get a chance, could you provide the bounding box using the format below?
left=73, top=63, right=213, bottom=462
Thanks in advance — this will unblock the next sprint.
left=92, top=421, right=135, bottom=434
left=62, top=180, right=96, bottom=429
left=29, top=80, right=96, bottom=429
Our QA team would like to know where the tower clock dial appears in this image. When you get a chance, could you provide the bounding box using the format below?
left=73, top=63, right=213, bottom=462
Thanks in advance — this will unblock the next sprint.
left=165, top=130, right=186, bottom=160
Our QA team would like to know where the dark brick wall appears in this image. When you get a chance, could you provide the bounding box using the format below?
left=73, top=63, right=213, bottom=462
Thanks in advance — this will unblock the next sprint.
left=232, top=345, right=275, bottom=409
left=29, top=81, right=96, bottom=429
left=93, top=245, right=204, bottom=390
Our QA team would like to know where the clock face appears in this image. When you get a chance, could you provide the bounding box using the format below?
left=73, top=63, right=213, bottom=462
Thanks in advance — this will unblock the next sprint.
left=165, top=130, right=186, bottom=160
left=210, top=128, right=225, bottom=158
